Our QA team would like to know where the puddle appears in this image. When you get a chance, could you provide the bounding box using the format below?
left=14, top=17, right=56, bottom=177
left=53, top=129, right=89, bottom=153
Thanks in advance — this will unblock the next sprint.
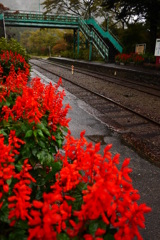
left=86, top=135, right=106, bottom=145
left=124, top=94, right=134, bottom=98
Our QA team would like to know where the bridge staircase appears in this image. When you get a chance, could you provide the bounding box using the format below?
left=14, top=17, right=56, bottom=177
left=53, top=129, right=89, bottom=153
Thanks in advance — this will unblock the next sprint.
left=78, top=18, right=109, bottom=61
left=86, top=18, right=123, bottom=62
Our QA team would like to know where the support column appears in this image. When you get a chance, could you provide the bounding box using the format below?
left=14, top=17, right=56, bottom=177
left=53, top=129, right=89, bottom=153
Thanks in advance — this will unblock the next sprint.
left=73, top=29, right=76, bottom=57
left=85, top=39, right=88, bottom=49
left=89, top=30, right=92, bottom=61
left=77, top=28, right=80, bottom=58
left=0, top=14, right=6, bottom=38
left=89, top=41, right=92, bottom=61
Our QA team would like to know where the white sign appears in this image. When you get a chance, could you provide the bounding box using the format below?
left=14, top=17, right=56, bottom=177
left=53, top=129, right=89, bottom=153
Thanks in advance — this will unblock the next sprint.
left=154, top=39, right=160, bottom=56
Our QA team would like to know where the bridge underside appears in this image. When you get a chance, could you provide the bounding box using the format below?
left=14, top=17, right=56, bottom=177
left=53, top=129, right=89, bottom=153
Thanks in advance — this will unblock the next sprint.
left=5, top=20, right=79, bottom=29
left=5, top=22, right=78, bottom=29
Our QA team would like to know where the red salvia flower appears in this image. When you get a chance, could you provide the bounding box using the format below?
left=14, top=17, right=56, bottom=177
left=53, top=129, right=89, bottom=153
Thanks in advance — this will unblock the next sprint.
left=0, top=131, right=25, bottom=208
left=8, top=160, right=36, bottom=226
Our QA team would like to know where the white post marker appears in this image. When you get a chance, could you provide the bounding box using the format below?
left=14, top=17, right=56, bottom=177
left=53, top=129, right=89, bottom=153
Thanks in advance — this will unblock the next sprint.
left=71, top=65, right=74, bottom=74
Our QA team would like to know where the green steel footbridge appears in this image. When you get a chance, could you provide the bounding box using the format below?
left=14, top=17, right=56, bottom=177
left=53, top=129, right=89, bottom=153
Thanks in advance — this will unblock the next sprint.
left=0, top=11, right=123, bottom=61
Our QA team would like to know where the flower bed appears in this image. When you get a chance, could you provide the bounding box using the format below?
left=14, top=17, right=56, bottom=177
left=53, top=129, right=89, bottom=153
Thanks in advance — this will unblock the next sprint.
left=0, top=50, right=151, bottom=239
left=115, top=53, right=144, bottom=65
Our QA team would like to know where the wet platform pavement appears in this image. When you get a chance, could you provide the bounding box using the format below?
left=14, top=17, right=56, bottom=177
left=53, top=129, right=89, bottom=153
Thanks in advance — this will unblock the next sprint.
left=31, top=69, right=160, bottom=240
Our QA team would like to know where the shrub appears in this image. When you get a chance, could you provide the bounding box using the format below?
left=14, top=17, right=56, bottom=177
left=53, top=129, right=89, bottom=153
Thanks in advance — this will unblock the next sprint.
left=0, top=50, right=30, bottom=78
left=115, top=53, right=144, bottom=65
left=143, top=53, right=156, bottom=63
left=0, top=38, right=30, bottom=63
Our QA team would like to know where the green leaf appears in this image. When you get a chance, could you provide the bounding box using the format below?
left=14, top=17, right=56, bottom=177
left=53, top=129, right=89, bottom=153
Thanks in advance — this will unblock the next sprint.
left=57, top=139, right=62, bottom=148
left=37, top=122, right=51, bottom=136
left=35, top=188, right=43, bottom=200
left=15, top=164, right=22, bottom=172
left=62, top=126, right=68, bottom=133
left=89, top=221, right=98, bottom=235
left=0, top=129, right=7, bottom=137
left=9, top=228, right=27, bottom=240
left=0, top=201, right=9, bottom=224
left=36, top=176, right=46, bottom=186
left=4, top=101, right=10, bottom=107
left=57, top=233, right=70, bottom=240
left=20, top=146, right=32, bottom=159
left=6, top=178, right=12, bottom=186
left=104, top=233, right=115, bottom=240
left=42, top=127, right=51, bottom=137
left=38, top=140, right=46, bottom=148
left=51, top=161, right=62, bottom=174
left=24, top=130, right=33, bottom=138
left=37, top=150, right=53, bottom=165
left=20, top=122, right=29, bottom=132
left=56, top=132, right=62, bottom=140
left=46, top=162, right=62, bottom=181
left=32, top=147, right=38, bottom=157
left=33, top=130, right=37, bottom=138
left=37, top=129, right=44, bottom=138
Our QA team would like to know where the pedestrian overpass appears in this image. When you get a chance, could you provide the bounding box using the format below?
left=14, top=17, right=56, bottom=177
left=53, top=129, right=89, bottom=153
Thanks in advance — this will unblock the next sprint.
left=0, top=11, right=123, bottom=61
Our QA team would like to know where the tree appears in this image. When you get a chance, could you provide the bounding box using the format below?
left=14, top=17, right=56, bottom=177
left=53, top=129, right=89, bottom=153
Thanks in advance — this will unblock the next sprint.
left=0, top=3, right=9, bottom=13
left=101, top=0, right=160, bottom=53
left=42, top=0, right=101, bottom=19
left=52, top=40, right=67, bottom=55
left=20, top=28, right=64, bottom=56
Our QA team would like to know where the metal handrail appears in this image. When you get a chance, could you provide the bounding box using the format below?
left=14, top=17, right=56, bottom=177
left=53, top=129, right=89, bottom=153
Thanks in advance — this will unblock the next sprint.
left=93, top=17, right=122, bottom=47
left=79, top=17, right=108, bottom=58
left=4, top=12, right=79, bottom=22
left=86, top=18, right=123, bottom=53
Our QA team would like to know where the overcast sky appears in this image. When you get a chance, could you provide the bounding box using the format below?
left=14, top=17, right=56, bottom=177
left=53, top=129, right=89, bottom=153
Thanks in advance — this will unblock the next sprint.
left=0, top=0, right=45, bottom=12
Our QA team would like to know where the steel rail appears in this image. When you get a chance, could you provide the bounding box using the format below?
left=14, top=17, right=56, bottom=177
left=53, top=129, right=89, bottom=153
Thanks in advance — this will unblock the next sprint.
left=33, top=58, right=160, bottom=97
left=30, top=60, right=160, bottom=127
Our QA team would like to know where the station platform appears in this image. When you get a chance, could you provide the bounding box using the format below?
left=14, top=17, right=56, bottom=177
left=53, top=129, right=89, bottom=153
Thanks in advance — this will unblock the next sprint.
left=49, top=57, right=160, bottom=86
left=31, top=68, right=160, bottom=240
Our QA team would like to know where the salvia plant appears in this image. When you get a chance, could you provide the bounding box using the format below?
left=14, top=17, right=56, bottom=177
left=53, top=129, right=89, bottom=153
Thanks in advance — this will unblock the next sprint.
left=0, top=50, right=151, bottom=240
left=115, top=53, right=144, bottom=65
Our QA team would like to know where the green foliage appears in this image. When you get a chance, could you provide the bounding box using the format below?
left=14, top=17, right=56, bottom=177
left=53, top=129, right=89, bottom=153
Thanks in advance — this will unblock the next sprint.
left=143, top=53, right=156, bottom=63
left=119, top=23, right=149, bottom=53
left=52, top=40, right=67, bottom=55
left=0, top=38, right=30, bottom=63
left=42, top=0, right=98, bottom=18
left=20, top=28, right=64, bottom=56
left=101, top=0, right=160, bottom=53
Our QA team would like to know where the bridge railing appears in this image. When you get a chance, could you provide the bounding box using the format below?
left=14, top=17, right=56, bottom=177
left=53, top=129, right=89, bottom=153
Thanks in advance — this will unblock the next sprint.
left=4, top=11, right=79, bottom=23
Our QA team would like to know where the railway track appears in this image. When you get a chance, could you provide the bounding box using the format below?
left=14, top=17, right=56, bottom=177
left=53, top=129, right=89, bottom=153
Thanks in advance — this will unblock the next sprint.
left=30, top=58, right=160, bottom=167
left=37, top=58, right=160, bottom=97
